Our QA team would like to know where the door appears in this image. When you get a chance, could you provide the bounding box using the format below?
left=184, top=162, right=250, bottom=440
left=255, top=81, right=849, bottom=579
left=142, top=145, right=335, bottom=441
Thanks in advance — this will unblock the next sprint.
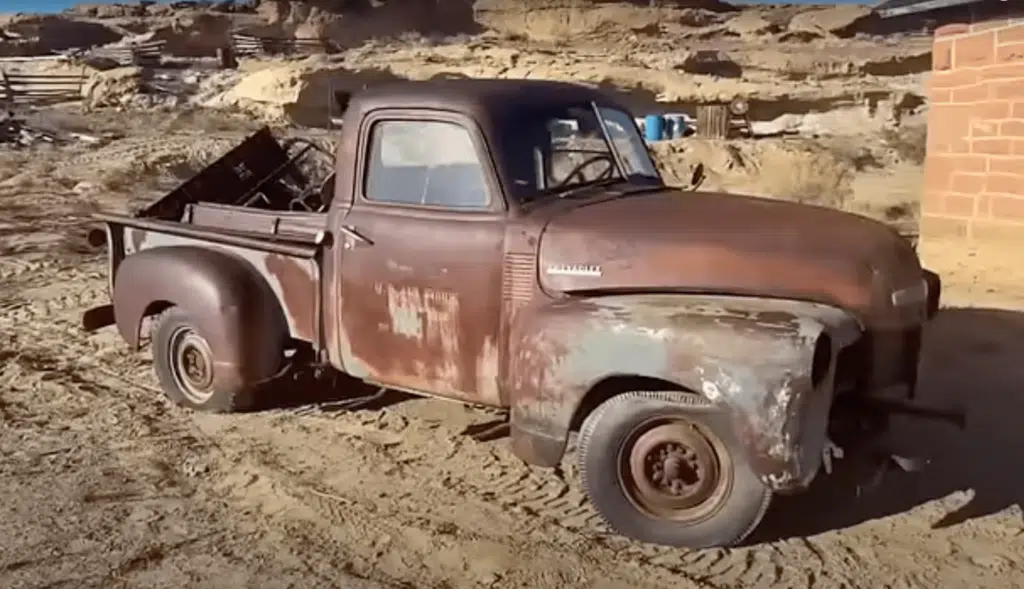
left=335, top=114, right=506, bottom=406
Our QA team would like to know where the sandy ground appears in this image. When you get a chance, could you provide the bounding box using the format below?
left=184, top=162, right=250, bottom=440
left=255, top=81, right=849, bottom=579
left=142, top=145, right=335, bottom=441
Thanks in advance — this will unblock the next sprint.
left=1, top=105, right=1023, bottom=589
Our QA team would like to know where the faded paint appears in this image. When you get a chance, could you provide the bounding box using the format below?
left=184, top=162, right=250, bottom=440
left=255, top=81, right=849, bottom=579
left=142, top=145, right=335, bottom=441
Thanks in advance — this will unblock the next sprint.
left=535, top=190, right=927, bottom=330
left=475, top=336, right=501, bottom=403
left=507, top=293, right=859, bottom=491
left=124, top=227, right=321, bottom=346
left=385, top=284, right=427, bottom=339
left=86, top=87, right=945, bottom=510
left=423, top=288, right=461, bottom=384
left=105, top=241, right=290, bottom=396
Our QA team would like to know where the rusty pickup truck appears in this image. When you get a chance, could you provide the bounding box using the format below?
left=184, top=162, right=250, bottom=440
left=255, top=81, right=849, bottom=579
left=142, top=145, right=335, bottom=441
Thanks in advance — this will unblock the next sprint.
left=83, top=78, right=961, bottom=549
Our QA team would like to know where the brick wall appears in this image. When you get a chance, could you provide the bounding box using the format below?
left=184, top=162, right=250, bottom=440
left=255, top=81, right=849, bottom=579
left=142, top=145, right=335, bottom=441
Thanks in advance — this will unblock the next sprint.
left=922, top=15, right=1024, bottom=243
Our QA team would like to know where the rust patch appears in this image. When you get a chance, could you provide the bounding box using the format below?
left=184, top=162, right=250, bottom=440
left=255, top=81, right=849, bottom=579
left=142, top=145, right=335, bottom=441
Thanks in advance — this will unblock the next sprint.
left=535, top=190, right=926, bottom=328
left=265, top=254, right=320, bottom=343
left=507, top=294, right=857, bottom=491
left=332, top=202, right=504, bottom=407
left=383, top=284, right=427, bottom=340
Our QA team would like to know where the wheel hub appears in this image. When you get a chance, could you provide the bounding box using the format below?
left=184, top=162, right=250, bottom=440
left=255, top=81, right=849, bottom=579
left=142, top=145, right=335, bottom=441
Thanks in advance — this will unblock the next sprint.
left=623, top=421, right=724, bottom=519
left=181, top=342, right=212, bottom=388
left=170, top=328, right=215, bottom=403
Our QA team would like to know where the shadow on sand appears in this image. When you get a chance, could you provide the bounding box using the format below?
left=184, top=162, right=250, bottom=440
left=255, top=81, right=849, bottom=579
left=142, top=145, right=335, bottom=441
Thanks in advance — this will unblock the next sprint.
left=252, top=369, right=416, bottom=414
left=754, top=306, right=1024, bottom=542
left=252, top=306, right=1024, bottom=540
left=254, top=368, right=512, bottom=442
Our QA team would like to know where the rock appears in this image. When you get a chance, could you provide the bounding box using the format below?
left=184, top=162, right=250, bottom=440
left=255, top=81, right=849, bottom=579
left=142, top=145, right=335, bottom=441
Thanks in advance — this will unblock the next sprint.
left=474, top=0, right=735, bottom=40
left=72, top=181, right=97, bottom=194
left=242, top=0, right=479, bottom=49
left=0, top=14, right=122, bottom=55
left=147, top=13, right=233, bottom=57
left=724, top=11, right=779, bottom=37
left=201, top=57, right=403, bottom=126
left=786, top=5, right=872, bottom=38
left=676, top=50, right=741, bottom=78
left=81, top=66, right=145, bottom=108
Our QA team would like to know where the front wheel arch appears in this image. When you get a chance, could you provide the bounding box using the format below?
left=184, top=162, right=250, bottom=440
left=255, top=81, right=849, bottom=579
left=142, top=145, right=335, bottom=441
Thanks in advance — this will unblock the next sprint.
left=509, top=372, right=703, bottom=469
left=569, top=374, right=691, bottom=431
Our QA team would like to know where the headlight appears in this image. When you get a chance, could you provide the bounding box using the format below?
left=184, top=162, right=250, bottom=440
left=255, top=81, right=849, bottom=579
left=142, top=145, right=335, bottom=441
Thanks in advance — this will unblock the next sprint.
left=891, top=278, right=928, bottom=307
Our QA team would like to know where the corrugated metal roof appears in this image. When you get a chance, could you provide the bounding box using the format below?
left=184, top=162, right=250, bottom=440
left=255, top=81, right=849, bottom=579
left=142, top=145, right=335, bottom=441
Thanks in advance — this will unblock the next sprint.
left=873, top=0, right=989, bottom=18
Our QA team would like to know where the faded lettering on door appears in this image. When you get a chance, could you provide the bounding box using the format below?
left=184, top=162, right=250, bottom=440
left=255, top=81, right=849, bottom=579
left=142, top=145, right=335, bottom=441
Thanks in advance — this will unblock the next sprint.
left=381, top=284, right=460, bottom=349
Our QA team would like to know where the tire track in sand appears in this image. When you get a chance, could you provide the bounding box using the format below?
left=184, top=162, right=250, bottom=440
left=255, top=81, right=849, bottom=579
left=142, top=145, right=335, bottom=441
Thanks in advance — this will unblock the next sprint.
left=200, top=405, right=871, bottom=589
left=5, top=267, right=985, bottom=589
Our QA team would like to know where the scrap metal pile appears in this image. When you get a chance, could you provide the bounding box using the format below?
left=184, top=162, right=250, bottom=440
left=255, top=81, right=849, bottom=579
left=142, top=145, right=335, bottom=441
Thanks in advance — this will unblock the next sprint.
left=0, top=110, right=59, bottom=147
left=0, top=110, right=102, bottom=148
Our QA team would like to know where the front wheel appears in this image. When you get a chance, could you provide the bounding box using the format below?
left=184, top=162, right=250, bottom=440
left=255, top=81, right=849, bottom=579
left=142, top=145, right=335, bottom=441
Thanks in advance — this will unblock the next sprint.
left=577, top=390, right=771, bottom=548
left=151, top=307, right=261, bottom=413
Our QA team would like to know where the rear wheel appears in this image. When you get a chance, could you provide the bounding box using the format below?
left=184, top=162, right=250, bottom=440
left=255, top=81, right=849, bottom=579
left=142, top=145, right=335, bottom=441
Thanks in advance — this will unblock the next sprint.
left=151, top=307, right=260, bottom=413
left=577, top=390, right=771, bottom=548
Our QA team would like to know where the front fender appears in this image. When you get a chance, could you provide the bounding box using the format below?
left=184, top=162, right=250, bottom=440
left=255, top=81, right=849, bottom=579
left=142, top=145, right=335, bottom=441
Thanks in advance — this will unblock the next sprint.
left=112, top=246, right=288, bottom=393
left=507, top=294, right=860, bottom=490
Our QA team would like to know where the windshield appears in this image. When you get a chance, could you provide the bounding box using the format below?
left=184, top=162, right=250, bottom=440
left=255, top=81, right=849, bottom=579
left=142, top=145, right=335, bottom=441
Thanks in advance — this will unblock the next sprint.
left=509, top=104, right=662, bottom=199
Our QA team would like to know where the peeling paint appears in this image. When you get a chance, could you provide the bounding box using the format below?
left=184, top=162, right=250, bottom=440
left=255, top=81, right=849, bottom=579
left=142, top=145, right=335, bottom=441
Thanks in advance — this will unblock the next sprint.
left=508, top=293, right=858, bottom=488
left=386, top=285, right=426, bottom=339
left=129, top=229, right=320, bottom=344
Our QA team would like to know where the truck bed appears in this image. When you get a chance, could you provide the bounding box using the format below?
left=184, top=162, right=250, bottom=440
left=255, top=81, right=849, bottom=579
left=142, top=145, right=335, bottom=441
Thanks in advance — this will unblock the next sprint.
left=87, top=127, right=333, bottom=346
left=178, top=202, right=327, bottom=246
left=92, top=211, right=325, bottom=347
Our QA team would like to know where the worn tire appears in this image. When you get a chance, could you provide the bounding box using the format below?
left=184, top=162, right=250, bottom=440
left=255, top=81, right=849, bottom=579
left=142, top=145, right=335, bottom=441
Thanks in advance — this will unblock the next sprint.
left=151, top=307, right=259, bottom=413
left=578, top=390, right=771, bottom=548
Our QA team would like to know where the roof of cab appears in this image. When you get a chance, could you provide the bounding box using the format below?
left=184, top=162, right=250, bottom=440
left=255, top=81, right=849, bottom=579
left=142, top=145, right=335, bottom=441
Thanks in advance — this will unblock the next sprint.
left=346, top=78, right=627, bottom=118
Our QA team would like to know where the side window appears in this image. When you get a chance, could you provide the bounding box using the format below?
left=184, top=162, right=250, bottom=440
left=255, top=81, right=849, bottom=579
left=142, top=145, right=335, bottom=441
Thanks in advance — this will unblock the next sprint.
left=364, top=120, right=490, bottom=209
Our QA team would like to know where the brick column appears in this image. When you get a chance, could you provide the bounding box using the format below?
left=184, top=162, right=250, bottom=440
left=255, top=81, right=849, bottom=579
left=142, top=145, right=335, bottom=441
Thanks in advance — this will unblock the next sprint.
left=922, top=16, right=1024, bottom=244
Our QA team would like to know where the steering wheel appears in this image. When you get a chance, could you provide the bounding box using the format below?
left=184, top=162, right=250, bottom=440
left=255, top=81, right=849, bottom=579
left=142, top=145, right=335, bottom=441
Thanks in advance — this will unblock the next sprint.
left=555, top=153, right=615, bottom=187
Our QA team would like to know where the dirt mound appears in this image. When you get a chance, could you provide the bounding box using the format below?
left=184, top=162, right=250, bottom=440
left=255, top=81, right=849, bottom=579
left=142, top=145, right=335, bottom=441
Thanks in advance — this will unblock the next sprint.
left=784, top=5, right=872, bottom=38
left=651, top=137, right=856, bottom=210
left=6, top=0, right=937, bottom=63
left=474, top=0, right=735, bottom=40
left=201, top=56, right=403, bottom=125
left=145, top=12, right=234, bottom=57
left=64, top=1, right=257, bottom=18
left=238, top=0, right=479, bottom=47
left=0, top=14, right=122, bottom=56
left=722, top=11, right=780, bottom=38
left=81, top=66, right=143, bottom=107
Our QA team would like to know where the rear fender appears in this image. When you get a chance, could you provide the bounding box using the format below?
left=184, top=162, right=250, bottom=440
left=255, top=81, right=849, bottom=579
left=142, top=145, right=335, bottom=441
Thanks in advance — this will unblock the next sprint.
left=507, top=294, right=861, bottom=489
left=112, top=246, right=289, bottom=393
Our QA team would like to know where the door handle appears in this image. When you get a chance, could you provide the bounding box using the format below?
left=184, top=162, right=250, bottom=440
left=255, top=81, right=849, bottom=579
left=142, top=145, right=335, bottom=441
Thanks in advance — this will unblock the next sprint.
left=339, top=225, right=373, bottom=248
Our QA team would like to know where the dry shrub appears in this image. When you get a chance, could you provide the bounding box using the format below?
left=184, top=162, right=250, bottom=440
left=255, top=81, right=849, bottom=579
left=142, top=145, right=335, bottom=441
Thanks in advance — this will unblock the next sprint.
left=98, top=164, right=154, bottom=192
left=650, top=137, right=855, bottom=210
left=160, top=108, right=258, bottom=134
left=94, top=135, right=242, bottom=192
left=0, top=157, right=59, bottom=190
left=752, top=147, right=852, bottom=209
left=882, top=124, right=927, bottom=165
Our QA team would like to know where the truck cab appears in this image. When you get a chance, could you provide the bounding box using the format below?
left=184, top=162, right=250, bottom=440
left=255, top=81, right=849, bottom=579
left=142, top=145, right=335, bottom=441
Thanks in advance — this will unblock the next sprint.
left=84, top=78, right=958, bottom=550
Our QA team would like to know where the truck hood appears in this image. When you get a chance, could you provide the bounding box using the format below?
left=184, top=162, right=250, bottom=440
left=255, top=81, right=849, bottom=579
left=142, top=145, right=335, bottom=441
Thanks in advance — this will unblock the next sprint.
left=537, top=189, right=923, bottom=321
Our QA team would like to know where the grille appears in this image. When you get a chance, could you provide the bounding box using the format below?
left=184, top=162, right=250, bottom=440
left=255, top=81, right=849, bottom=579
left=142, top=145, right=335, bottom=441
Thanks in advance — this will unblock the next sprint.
left=502, top=252, right=535, bottom=307
left=834, top=327, right=923, bottom=394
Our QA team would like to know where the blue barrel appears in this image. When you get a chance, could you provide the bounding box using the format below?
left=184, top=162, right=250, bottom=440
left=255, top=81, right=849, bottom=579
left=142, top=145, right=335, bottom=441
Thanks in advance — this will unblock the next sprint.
left=644, top=114, right=665, bottom=142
